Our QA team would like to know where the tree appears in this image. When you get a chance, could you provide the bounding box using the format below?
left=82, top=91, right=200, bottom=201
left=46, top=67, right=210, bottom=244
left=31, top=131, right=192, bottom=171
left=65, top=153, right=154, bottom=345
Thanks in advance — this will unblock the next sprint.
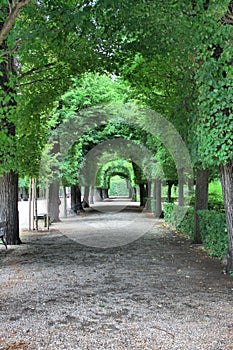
left=0, top=1, right=31, bottom=243
left=0, top=1, right=120, bottom=242
left=194, top=0, right=233, bottom=272
left=94, top=1, right=233, bottom=275
left=46, top=72, right=133, bottom=216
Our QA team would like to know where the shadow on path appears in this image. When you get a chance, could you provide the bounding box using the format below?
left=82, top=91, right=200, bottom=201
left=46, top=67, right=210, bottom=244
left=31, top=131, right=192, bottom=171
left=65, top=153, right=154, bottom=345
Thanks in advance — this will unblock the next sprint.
left=0, top=198, right=233, bottom=349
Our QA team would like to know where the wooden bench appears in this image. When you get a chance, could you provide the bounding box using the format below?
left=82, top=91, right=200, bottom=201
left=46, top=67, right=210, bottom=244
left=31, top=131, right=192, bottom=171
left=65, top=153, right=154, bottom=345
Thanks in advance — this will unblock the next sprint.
left=0, top=221, right=7, bottom=249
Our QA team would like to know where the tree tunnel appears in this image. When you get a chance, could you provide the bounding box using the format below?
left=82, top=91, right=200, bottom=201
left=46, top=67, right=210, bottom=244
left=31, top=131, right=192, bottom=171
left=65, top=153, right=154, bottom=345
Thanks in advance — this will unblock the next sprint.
left=97, top=161, right=135, bottom=200
left=40, top=102, right=193, bottom=225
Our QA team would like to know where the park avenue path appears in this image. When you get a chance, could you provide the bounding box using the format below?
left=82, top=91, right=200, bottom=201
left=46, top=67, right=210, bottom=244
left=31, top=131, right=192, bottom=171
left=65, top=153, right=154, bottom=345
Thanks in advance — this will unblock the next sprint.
left=0, top=198, right=233, bottom=349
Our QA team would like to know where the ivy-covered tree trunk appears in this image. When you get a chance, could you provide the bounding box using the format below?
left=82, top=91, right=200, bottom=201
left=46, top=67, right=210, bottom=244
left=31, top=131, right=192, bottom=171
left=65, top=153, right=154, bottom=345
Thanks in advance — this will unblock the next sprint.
left=0, top=171, right=21, bottom=244
left=193, top=168, right=209, bottom=244
left=220, top=161, right=233, bottom=273
left=48, top=180, right=61, bottom=222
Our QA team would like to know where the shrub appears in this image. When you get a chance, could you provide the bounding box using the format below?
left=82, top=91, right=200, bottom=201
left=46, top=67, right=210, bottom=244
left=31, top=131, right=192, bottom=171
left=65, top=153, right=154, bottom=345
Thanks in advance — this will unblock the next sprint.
left=176, top=207, right=195, bottom=240
left=164, top=202, right=194, bottom=239
left=189, top=194, right=224, bottom=211
left=163, top=202, right=174, bottom=223
left=208, top=194, right=224, bottom=211
left=163, top=203, right=228, bottom=259
left=198, top=210, right=228, bottom=259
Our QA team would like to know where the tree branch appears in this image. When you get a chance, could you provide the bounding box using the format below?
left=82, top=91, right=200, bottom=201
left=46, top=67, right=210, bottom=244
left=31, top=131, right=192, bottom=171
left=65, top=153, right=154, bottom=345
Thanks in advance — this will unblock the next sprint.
left=0, top=0, right=31, bottom=47
left=0, top=44, right=19, bottom=57
left=18, top=76, right=62, bottom=87
left=19, top=63, right=57, bottom=79
left=222, top=1, right=233, bottom=25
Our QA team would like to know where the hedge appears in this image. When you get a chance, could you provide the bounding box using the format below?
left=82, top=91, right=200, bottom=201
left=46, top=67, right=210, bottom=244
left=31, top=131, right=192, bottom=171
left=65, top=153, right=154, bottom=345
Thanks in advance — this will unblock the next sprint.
left=163, top=203, right=227, bottom=259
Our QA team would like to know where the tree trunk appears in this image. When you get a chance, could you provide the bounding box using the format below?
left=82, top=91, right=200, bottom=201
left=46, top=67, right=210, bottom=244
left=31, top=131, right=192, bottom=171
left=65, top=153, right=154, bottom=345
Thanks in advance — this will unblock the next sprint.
left=193, top=168, right=209, bottom=244
left=145, top=181, right=152, bottom=211
left=95, top=188, right=103, bottom=202
left=63, top=185, right=67, bottom=218
left=178, top=168, right=184, bottom=206
left=90, top=186, right=94, bottom=204
left=139, top=183, right=146, bottom=207
left=71, top=184, right=83, bottom=213
left=103, top=188, right=109, bottom=199
left=34, top=179, right=38, bottom=230
left=23, top=187, right=29, bottom=201
left=155, top=179, right=162, bottom=218
left=167, top=180, right=173, bottom=203
left=132, top=187, right=137, bottom=201
left=0, top=171, right=21, bottom=244
left=48, top=180, right=61, bottom=222
left=220, top=161, right=233, bottom=273
left=0, top=35, right=20, bottom=244
left=83, top=186, right=90, bottom=208
left=188, top=178, right=194, bottom=197
left=153, top=180, right=156, bottom=200
left=128, top=185, right=132, bottom=199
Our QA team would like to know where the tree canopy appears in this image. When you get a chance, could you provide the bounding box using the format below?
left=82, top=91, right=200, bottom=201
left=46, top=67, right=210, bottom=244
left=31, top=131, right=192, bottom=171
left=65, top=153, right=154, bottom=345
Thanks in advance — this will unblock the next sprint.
left=1, top=0, right=233, bottom=272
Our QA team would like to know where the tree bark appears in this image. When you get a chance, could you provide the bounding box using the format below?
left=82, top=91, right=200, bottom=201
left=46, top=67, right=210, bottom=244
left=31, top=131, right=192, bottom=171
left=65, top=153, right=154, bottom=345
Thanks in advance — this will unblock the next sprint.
left=145, top=181, right=152, bottom=211
left=83, top=186, right=90, bottom=208
left=132, top=187, right=137, bottom=201
left=71, top=184, right=83, bottom=213
left=193, top=168, right=209, bottom=244
left=178, top=168, right=184, bottom=206
left=0, top=16, right=20, bottom=244
left=23, top=187, right=29, bottom=201
left=102, top=188, right=109, bottom=199
left=188, top=178, right=194, bottom=197
left=220, top=161, right=233, bottom=273
left=0, top=171, right=21, bottom=244
left=90, top=186, right=94, bottom=204
left=0, top=0, right=31, bottom=46
left=155, top=179, right=162, bottom=218
left=128, top=186, right=132, bottom=199
left=139, top=183, right=146, bottom=207
left=167, top=180, right=173, bottom=203
left=48, top=180, right=61, bottom=222
left=95, top=187, right=103, bottom=202
left=63, top=185, right=67, bottom=218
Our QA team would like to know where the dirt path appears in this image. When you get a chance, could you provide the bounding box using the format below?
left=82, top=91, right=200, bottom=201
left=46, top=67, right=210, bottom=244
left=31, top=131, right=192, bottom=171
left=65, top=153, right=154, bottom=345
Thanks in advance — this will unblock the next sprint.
left=0, top=200, right=233, bottom=349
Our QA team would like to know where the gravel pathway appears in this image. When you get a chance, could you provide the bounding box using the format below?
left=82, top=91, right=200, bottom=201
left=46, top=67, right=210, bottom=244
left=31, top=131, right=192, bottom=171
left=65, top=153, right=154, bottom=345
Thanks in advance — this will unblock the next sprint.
left=0, top=203, right=233, bottom=350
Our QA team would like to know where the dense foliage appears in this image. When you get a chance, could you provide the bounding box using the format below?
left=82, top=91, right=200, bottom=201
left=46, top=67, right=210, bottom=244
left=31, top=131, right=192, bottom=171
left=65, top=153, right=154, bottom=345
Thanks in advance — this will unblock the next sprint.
left=1, top=0, right=233, bottom=272
left=164, top=203, right=228, bottom=260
